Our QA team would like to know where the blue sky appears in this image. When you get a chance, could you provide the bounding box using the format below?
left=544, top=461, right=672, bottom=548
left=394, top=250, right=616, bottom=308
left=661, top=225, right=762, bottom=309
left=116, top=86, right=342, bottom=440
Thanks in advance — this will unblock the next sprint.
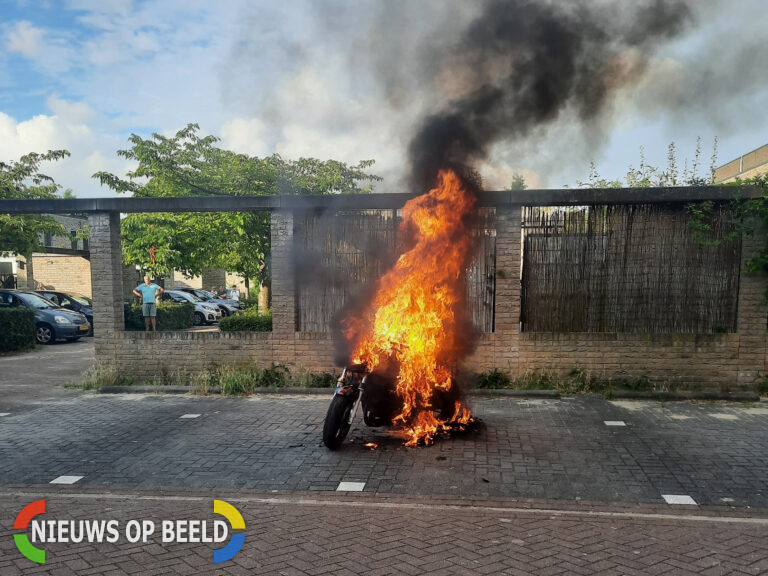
left=1, top=0, right=767, bottom=197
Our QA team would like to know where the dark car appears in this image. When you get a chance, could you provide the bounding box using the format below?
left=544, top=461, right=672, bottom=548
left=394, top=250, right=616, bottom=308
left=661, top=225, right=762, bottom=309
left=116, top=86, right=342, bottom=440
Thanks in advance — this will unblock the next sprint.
left=0, top=289, right=90, bottom=344
left=175, top=287, right=240, bottom=316
left=35, top=291, right=93, bottom=335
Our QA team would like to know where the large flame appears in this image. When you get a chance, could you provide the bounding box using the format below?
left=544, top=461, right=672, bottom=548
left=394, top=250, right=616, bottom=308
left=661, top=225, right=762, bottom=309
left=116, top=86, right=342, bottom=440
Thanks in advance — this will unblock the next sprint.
left=346, top=169, right=476, bottom=446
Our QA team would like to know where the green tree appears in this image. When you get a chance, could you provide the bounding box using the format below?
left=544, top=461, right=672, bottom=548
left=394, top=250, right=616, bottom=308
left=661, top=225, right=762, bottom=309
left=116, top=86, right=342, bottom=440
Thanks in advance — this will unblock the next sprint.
left=507, top=172, right=527, bottom=191
left=94, top=124, right=381, bottom=296
left=1, top=150, right=69, bottom=257
left=580, top=138, right=718, bottom=189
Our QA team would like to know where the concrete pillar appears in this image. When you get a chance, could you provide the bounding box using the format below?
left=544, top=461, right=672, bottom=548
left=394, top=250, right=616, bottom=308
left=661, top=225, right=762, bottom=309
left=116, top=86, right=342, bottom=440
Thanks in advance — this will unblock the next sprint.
left=494, top=207, right=522, bottom=332
left=493, top=206, right=523, bottom=375
left=736, top=226, right=767, bottom=387
left=88, top=212, right=124, bottom=361
left=20, top=254, right=34, bottom=289
left=270, top=211, right=296, bottom=364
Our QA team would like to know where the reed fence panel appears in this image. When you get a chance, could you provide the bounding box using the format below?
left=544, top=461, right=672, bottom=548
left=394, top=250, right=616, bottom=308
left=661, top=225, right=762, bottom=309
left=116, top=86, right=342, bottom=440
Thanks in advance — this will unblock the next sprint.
left=520, top=203, right=741, bottom=333
left=295, top=209, right=496, bottom=333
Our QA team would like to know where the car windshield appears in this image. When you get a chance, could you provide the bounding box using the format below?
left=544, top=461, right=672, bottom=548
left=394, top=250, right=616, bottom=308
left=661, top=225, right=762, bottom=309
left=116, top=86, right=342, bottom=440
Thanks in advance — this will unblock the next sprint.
left=196, top=290, right=217, bottom=299
left=70, top=295, right=92, bottom=306
left=17, top=292, right=57, bottom=309
left=172, top=291, right=200, bottom=303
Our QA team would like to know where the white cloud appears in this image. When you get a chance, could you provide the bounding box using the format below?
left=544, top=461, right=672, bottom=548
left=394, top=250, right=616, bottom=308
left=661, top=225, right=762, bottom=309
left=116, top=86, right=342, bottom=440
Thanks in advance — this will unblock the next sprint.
left=2, top=0, right=768, bottom=198
left=46, top=95, right=95, bottom=124
left=6, top=20, right=44, bottom=57
left=0, top=102, right=132, bottom=198
left=219, top=118, right=270, bottom=158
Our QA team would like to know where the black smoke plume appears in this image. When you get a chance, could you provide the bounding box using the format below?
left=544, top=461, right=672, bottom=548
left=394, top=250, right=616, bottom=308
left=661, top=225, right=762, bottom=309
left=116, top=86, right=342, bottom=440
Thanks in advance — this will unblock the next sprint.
left=407, top=0, right=693, bottom=191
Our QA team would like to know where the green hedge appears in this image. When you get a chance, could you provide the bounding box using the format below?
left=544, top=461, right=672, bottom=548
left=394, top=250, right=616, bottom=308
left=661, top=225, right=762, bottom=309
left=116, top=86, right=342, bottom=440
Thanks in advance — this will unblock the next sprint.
left=124, top=302, right=194, bottom=331
left=219, top=309, right=272, bottom=332
left=238, top=296, right=259, bottom=311
left=0, top=308, right=36, bottom=352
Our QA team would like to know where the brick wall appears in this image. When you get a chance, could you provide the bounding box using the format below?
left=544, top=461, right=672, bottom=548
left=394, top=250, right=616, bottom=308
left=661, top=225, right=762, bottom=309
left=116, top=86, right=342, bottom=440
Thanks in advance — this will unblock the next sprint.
left=113, top=331, right=274, bottom=378
left=91, top=208, right=767, bottom=391
left=30, top=254, right=92, bottom=296
left=170, top=271, right=203, bottom=290
left=715, top=143, right=768, bottom=183
left=110, top=331, right=335, bottom=379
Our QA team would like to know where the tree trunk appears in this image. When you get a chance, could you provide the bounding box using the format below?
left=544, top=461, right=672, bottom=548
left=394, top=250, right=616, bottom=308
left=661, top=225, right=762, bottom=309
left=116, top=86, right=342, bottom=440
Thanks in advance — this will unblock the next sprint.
left=258, top=283, right=270, bottom=311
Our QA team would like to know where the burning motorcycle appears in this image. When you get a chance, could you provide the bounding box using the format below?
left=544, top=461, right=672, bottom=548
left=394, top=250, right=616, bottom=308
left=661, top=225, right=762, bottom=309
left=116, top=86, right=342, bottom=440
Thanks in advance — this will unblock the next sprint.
left=322, top=362, right=470, bottom=450
left=325, top=170, right=479, bottom=449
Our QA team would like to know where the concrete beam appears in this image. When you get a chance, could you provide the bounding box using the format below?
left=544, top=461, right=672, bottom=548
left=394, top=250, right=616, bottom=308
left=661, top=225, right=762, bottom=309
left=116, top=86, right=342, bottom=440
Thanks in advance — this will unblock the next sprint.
left=0, top=185, right=761, bottom=215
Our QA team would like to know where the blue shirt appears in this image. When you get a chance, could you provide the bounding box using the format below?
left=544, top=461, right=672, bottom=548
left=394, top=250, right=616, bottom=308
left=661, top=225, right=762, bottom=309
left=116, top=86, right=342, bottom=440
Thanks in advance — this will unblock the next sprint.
left=135, top=283, right=161, bottom=304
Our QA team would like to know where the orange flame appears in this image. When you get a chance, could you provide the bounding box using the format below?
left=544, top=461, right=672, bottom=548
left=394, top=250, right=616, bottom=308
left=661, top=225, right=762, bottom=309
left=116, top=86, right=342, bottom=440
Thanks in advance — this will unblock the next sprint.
left=346, top=169, right=476, bottom=446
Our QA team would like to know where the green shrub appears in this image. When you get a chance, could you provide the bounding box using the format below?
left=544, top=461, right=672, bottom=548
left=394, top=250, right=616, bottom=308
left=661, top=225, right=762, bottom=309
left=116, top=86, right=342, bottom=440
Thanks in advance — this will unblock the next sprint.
left=219, top=366, right=257, bottom=395
left=0, top=307, right=35, bottom=352
left=238, top=295, right=259, bottom=311
left=219, top=309, right=272, bottom=332
left=310, top=372, right=337, bottom=388
left=72, top=362, right=131, bottom=389
left=255, top=363, right=290, bottom=387
left=475, top=368, right=512, bottom=389
left=292, top=369, right=337, bottom=388
left=124, top=302, right=194, bottom=331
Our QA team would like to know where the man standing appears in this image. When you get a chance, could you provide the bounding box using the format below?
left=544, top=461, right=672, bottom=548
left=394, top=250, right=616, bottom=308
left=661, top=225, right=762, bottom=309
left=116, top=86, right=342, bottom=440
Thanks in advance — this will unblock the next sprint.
left=133, top=276, right=164, bottom=332
left=230, top=285, right=240, bottom=301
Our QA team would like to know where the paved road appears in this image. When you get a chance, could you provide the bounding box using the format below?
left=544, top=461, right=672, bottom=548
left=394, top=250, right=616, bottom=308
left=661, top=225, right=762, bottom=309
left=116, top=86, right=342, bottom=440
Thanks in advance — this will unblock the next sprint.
left=2, top=343, right=768, bottom=574
left=2, top=487, right=767, bottom=576
left=0, top=339, right=93, bottom=409
left=1, top=393, right=767, bottom=507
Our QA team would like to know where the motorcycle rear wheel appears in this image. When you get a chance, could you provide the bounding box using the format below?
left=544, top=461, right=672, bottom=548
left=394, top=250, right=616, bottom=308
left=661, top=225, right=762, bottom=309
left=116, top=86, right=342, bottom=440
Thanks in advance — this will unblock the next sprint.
left=323, top=394, right=355, bottom=450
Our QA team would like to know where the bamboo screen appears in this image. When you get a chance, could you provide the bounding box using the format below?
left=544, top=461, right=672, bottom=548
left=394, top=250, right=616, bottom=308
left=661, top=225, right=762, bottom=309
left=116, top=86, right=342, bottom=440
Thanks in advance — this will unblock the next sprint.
left=521, top=203, right=741, bottom=333
left=295, top=209, right=496, bottom=333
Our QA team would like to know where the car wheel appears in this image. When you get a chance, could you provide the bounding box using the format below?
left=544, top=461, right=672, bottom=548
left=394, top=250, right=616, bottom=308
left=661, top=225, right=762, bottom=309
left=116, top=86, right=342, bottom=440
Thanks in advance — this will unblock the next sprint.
left=220, top=308, right=229, bottom=317
left=36, top=324, right=55, bottom=345
left=193, top=311, right=204, bottom=326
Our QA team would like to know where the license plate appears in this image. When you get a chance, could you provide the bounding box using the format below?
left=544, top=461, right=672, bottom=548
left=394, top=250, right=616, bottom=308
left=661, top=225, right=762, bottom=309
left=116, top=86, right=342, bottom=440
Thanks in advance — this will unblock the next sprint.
left=79, top=325, right=89, bottom=331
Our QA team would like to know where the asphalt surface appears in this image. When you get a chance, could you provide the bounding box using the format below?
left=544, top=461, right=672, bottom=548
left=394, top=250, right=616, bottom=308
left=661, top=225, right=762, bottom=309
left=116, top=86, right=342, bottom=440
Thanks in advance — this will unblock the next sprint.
left=1, top=340, right=768, bottom=574
left=0, top=339, right=93, bottom=408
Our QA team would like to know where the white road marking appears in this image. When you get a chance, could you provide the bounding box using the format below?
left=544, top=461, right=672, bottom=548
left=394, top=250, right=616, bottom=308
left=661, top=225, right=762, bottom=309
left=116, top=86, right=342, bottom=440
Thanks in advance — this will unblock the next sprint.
left=337, top=481, right=366, bottom=492
left=604, top=421, right=626, bottom=426
left=711, top=413, right=739, bottom=421
left=50, top=476, right=84, bottom=485
left=179, top=414, right=201, bottom=419
left=663, top=494, right=697, bottom=505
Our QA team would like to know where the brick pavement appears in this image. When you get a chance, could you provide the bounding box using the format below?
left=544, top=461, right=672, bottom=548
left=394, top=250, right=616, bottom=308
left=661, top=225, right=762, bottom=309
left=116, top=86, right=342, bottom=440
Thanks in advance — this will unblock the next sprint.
left=2, top=359, right=768, bottom=574
left=1, top=393, right=767, bottom=507
left=1, top=488, right=767, bottom=575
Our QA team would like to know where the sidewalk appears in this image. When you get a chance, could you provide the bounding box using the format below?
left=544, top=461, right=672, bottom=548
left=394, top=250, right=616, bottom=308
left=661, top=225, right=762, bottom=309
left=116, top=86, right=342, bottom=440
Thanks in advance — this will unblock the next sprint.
left=2, top=486, right=767, bottom=575
left=2, top=359, right=768, bottom=574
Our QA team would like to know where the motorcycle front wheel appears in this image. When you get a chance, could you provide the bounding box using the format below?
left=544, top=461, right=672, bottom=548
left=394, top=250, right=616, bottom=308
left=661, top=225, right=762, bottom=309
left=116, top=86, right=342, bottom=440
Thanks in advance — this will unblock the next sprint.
left=323, top=394, right=355, bottom=450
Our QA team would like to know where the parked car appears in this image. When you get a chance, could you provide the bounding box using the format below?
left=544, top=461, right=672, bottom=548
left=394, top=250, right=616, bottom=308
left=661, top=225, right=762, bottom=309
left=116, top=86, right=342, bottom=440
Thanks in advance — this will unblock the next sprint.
left=162, top=290, right=221, bottom=326
left=175, top=287, right=240, bottom=316
left=0, top=289, right=90, bottom=344
left=35, top=290, right=93, bottom=335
